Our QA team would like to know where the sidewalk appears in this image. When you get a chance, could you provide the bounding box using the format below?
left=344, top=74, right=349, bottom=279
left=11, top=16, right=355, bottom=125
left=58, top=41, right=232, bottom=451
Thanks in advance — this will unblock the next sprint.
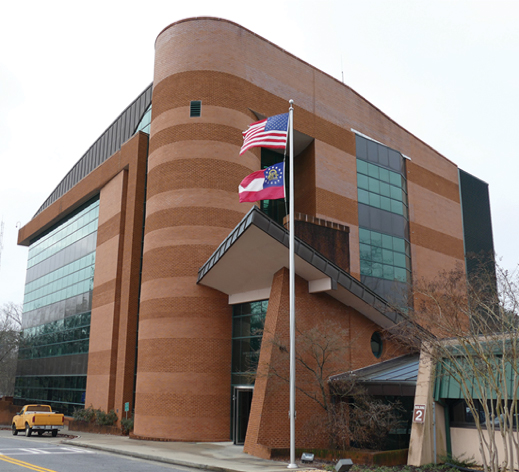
left=60, top=428, right=294, bottom=472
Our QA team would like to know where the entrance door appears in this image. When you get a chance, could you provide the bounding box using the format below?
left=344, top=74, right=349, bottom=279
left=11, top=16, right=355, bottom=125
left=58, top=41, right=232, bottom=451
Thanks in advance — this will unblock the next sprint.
left=233, top=386, right=253, bottom=445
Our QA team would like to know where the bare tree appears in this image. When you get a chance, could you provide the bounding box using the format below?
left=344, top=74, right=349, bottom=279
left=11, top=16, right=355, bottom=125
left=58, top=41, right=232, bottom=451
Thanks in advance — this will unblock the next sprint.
left=256, top=319, right=404, bottom=450
left=0, top=303, right=22, bottom=396
left=390, top=261, right=519, bottom=472
left=257, top=319, right=355, bottom=412
left=328, top=378, right=404, bottom=450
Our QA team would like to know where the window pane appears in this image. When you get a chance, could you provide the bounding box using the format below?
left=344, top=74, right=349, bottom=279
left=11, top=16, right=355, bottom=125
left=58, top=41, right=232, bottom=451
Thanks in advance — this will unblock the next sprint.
left=371, top=246, right=383, bottom=263
left=394, top=267, right=408, bottom=282
left=394, top=253, right=407, bottom=268
left=379, top=182, right=391, bottom=197
left=390, top=186, right=403, bottom=201
left=368, top=177, right=380, bottom=194
left=380, top=196, right=391, bottom=212
left=359, top=228, right=371, bottom=245
left=372, top=263, right=383, bottom=278
left=369, top=193, right=381, bottom=208
left=379, top=168, right=390, bottom=182
left=389, top=171, right=401, bottom=187
left=357, top=159, right=368, bottom=175
left=358, top=189, right=370, bottom=205
left=371, top=232, right=382, bottom=247
left=383, top=264, right=394, bottom=280
left=360, top=260, right=372, bottom=276
left=360, top=243, right=371, bottom=260
left=393, top=238, right=406, bottom=253
left=391, top=200, right=403, bottom=215
left=382, top=249, right=394, bottom=265
left=367, top=163, right=380, bottom=178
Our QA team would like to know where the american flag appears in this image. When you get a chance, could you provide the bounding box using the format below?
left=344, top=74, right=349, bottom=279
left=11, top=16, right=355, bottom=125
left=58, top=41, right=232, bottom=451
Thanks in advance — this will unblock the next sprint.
left=239, top=113, right=289, bottom=155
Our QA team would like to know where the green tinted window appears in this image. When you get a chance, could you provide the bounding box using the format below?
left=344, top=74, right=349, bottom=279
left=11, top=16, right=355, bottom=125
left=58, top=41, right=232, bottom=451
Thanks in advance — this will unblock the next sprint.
left=356, top=158, right=408, bottom=217
left=24, top=200, right=98, bottom=313
left=14, top=375, right=87, bottom=416
left=232, top=300, right=268, bottom=386
left=358, top=228, right=411, bottom=284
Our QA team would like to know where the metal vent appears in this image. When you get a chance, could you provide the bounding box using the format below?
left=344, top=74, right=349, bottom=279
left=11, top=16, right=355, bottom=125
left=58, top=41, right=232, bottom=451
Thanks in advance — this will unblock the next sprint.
left=190, top=100, right=202, bottom=117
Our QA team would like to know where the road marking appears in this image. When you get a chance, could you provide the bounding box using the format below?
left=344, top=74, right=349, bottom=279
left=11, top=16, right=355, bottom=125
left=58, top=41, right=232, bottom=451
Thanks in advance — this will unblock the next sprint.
left=60, top=446, right=93, bottom=453
left=0, top=454, right=57, bottom=471
left=0, top=447, right=94, bottom=456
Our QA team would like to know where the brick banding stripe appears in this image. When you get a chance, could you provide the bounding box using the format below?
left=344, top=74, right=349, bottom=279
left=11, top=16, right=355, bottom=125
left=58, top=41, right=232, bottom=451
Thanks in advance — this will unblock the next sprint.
left=146, top=158, right=252, bottom=198
left=315, top=188, right=359, bottom=226
left=141, top=245, right=217, bottom=281
left=407, top=160, right=460, bottom=203
left=137, top=338, right=230, bottom=374
left=135, top=392, right=229, bottom=417
left=151, top=71, right=356, bottom=156
left=149, top=123, right=242, bottom=155
left=144, top=207, right=245, bottom=235
left=139, top=297, right=229, bottom=321
left=410, top=222, right=465, bottom=260
left=92, top=279, right=118, bottom=309
left=96, top=213, right=123, bottom=246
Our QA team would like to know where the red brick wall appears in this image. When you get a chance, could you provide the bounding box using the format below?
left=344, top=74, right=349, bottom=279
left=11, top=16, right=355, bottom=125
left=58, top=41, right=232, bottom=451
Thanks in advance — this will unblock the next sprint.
left=244, top=268, right=408, bottom=457
left=150, top=17, right=465, bottom=283
left=293, top=213, right=350, bottom=273
left=85, top=133, right=148, bottom=418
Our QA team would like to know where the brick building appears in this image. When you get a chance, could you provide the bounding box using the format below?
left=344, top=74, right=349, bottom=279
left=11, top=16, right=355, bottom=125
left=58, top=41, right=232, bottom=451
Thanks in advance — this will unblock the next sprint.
left=15, top=17, right=493, bottom=456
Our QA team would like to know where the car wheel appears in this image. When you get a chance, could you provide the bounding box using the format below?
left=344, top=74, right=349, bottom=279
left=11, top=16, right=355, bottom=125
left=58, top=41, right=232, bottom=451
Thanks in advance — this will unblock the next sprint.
left=25, top=423, right=32, bottom=437
left=52, top=429, right=58, bottom=437
left=11, top=424, right=17, bottom=436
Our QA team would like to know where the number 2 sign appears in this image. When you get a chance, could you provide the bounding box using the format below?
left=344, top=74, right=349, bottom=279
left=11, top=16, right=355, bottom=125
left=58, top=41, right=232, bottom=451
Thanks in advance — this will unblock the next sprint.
left=413, top=404, right=426, bottom=423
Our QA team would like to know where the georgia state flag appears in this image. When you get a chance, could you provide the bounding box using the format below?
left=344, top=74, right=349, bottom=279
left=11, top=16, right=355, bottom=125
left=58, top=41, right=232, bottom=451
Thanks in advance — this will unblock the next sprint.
left=238, top=162, right=285, bottom=203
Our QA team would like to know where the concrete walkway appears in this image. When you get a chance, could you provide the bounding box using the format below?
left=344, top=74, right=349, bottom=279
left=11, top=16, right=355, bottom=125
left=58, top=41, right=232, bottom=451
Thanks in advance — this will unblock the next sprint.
left=60, top=429, right=295, bottom=472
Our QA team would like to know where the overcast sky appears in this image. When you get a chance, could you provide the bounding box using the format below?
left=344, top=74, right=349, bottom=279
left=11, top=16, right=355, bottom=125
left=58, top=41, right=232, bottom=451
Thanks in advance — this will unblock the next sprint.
left=1, top=0, right=518, bottom=308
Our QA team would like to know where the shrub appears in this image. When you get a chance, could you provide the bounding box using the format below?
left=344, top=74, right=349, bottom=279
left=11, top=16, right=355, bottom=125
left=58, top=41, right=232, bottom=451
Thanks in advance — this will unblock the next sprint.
left=72, top=406, right=118, bottom=426
left=94, top=409, right=118, bottom=426
left=121, top=417, right=134, bottom=434
left=72, top=406, right=96, bottom=422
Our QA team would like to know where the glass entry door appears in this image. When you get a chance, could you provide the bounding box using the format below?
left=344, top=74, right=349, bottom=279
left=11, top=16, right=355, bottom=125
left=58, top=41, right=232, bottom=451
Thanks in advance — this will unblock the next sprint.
left=233, top=386, right=254, bottom=445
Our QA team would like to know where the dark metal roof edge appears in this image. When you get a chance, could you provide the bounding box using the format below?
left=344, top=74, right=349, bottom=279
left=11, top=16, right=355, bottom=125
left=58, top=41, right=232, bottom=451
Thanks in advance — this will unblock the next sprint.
left=329, top=354, right=420, bottom=383
left=197, top=207, right=405, bottom=327
left=354, top=380, right=417, bottom=386
left=459, top=167, right=490, bottom=187
left=34, top=83, right=153, bottom=217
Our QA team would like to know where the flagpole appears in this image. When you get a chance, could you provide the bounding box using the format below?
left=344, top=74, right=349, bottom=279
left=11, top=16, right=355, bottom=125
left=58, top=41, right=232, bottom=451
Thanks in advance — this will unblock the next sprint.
left=287, top=99, right=297, bottom=469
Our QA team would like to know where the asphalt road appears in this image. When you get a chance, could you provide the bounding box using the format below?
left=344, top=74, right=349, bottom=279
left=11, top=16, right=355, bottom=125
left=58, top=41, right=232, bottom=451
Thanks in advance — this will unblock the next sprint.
left=0, top=430, right=196, bottom=472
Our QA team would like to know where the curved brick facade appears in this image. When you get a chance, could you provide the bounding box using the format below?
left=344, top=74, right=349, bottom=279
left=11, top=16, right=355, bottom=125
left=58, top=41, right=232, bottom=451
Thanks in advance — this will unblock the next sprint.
left=133, top=20, right=268, bottom=441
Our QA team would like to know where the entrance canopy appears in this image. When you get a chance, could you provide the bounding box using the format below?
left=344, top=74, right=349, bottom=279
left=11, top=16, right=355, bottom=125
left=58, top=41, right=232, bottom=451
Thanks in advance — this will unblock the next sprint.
left=330, top=354, right=419, bottom=396
left=197, top=206, right=404, bottom=329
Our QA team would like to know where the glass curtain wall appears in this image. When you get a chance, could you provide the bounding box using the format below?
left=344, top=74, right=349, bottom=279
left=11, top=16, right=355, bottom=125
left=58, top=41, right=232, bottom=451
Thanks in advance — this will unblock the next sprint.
left=14, top=198, right=99, bottom=415
left=231, top=300, right=268, bottom=386
left=355, top=135, right=411, bottom=308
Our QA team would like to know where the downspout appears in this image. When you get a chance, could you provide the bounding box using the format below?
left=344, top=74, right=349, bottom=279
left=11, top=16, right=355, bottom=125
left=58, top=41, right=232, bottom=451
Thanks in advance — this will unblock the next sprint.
left=433, top=401, right=437, bottom=464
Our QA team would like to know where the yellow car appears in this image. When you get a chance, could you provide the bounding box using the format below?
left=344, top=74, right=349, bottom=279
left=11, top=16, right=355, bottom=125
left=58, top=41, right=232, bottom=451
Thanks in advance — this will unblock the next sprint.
left=12, top=404, right=64, bottom=437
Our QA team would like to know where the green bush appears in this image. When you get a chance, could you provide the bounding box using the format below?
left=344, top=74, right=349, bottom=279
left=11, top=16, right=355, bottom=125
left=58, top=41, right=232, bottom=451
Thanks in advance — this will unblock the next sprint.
left=94, top=409, right=118, bottom=426
left=72, top=406, right=96, bottom=422
left=120, top=417, right=134, bottom=434
left=72, top=406, right=118, bottom=426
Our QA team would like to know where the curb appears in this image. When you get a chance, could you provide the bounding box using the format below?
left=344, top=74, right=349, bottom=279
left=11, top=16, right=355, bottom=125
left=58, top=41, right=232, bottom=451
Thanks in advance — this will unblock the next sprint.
left=60, top=439, right=262, bottom=472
